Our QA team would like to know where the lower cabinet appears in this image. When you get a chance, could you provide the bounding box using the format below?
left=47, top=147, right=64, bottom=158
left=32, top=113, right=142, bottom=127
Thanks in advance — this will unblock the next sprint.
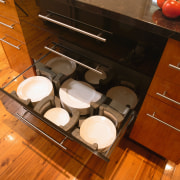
left=130, top=38, right=180, bottom=164
left=0, top=0, right=34, bottom=76
left=130, top=95, right=180, bottom=163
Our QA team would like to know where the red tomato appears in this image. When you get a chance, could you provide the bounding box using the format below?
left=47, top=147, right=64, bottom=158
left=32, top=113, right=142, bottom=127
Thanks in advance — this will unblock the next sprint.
left=162, top=0, right=180, bottom=18
left=157, top=0, right=167, bottom=8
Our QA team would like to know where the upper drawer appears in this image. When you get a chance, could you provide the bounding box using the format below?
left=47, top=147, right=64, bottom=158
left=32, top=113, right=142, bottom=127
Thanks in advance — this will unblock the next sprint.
left=39, top=0, right=110, bottom=35
left=0, top=0, right=19, bottom=21
left=148, top=76, right=180, bottom=110
left=0, top=16, right=25, bottom=42
left=39, top=0, right=163, bottom=44
left=155, top=39, right=180, bottom=85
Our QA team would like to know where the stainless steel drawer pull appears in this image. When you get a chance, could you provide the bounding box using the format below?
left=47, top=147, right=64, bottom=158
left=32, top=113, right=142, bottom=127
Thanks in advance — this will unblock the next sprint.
left=16, top=113, right=68, bottom=150
left=146, top=112, right=180, bottom=132
left=44, top=46, right=103, bottom=75
left=0, top=21, right=15, bottom=29
left=169, top=63, right=180, bottom=71
left=156, top=91, right=180, bottom=105
left=0, top=37, right=21, bottom=50
left=0, top=0, right=6, bottom=4
left=38, top=14, right=107, bottom=42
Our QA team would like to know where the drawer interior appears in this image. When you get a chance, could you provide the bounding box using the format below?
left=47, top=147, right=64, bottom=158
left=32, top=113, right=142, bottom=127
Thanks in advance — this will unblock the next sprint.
left=1, top=42, right=150, bottom=161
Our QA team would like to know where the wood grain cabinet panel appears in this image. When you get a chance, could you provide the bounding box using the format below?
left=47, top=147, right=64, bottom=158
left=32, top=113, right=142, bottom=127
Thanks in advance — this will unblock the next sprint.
left=0, top=0, right=33, bottom=76
left=155, top=38, right=180, bottom=86
left=0, top=0, right=19, bottom=21
left=0, top=35, right=34, bottom=75
left=0, top=16, right=25, bottom=42
left=130, top=38, right=180, bottom=164
left=130, top=95, right=180, bottom=163
left=148, top=76, right=180, bottom=110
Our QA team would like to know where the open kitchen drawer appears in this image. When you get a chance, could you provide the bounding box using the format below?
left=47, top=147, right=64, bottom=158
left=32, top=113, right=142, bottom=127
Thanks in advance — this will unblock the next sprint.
left=0, top=40, right=148, bottom=162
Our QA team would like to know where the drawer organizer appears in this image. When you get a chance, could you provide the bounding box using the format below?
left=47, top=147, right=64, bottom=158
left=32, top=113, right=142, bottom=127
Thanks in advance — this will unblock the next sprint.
left=0, top=42, right=139, bottom=161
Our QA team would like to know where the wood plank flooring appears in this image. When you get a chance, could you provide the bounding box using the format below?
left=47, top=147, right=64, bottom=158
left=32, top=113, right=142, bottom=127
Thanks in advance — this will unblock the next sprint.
left=1, top=43, right=180, bottom=180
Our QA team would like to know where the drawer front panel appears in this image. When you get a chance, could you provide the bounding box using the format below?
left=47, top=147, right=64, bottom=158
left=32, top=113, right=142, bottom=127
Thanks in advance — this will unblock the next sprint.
left=155, top=39, right=180, bottom=85
left=40, top=0, right=109, bottom=33
left=0, top=89, right=108, bottom=170
left=148, top=76, right=180, bottom=110
left=0, top=0, right=19, bottom=21
left=0, top=16, right=25, bottom=42
left=0, top=35, right=33, bottom=75
left=130, top=95, right=180, bottom=162
left=134, top=95, right=180, bottom=133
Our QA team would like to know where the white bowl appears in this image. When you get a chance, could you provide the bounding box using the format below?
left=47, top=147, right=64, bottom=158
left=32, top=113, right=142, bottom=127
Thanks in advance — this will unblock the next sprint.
left=106, top=86, right=138, bottom=112
left=59, top=78, right=102, bottom=115
left=80, top=115, right=116, bottom=150
left=44, top=107, right=70, bottom=126
left=17, top=76, right=53, bottom=103
left=46, top=56, right=76, bottom=75
left=84, top=69, right=107, bottom=85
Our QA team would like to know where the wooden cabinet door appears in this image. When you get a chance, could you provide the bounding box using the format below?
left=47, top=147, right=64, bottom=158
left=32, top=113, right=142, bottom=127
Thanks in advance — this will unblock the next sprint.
left=0, top=0, right=19, bottom=21
left=0, top=35, right=34, bottom=76
left=0, top=16, right=25, bottom=42
left=130, top=95, right=180, bottom=163
left=0, top=0, right=34, bottom=76
left=148, top=76, right=180, bottom=110
left=155, top=38, right=180, bottom=85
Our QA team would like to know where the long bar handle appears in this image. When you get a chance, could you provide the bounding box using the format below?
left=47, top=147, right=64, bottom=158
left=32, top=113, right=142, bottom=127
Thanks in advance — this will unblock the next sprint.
left=0, top=37, right=21, bottom=50
left=0, top=21, right=15, bottom=29
left=44, top=46, right=103, bottom=75
left=146, top=112, right=180, bottom=132
left=38, top=14, right=106, bottom=42
left=0, top=0, right=6, bottom=4
left=169, top=64, right=180, bottom=71
left=16, top=113, right=68, bottom=150
left=156, top=92, right=180, bottom=105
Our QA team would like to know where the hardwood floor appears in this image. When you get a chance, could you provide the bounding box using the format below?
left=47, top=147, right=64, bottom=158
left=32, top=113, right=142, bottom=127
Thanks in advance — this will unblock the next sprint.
left=0, top=43, right=180, bottom=180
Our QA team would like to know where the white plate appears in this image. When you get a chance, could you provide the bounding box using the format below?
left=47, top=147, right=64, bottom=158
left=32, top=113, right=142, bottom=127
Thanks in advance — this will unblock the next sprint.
left=44, top=107, right=70, bottom=126
left=59, top=78, right=102, bottom=115
left=106, top=86, right=138, bottom=111
left=85, top=69, right=107, bottom=85
left=46, top=56, right=76, bottom=75
left=17, top=76, right=53, bottom=102
left=80, top=115, right=116, bottom=149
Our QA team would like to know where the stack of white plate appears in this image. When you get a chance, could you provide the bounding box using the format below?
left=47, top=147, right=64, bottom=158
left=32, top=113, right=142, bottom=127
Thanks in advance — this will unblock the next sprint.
left=84, top=69, right=107, bottom=85
left=44, top=107, right=70, bottom=126
left=106, top=86, right=138, bottom=112
left=17, top=76, right=53, bottom=104
left=59, top=78, right=102, bottom=115
left=46, top=56, right=76, bottom=76
left=80, top=115, right=116, bottom=150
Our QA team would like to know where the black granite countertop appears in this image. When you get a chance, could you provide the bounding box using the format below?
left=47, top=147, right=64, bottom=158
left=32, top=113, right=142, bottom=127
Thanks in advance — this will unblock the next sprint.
left=74, top=0, right=180, bottom=41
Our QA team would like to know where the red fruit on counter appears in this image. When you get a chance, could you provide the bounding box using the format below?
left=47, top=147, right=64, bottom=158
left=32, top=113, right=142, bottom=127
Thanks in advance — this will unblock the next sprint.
left=157, top=0, right=166, bottom=8
left=162, top=0, right=180, bottom=18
